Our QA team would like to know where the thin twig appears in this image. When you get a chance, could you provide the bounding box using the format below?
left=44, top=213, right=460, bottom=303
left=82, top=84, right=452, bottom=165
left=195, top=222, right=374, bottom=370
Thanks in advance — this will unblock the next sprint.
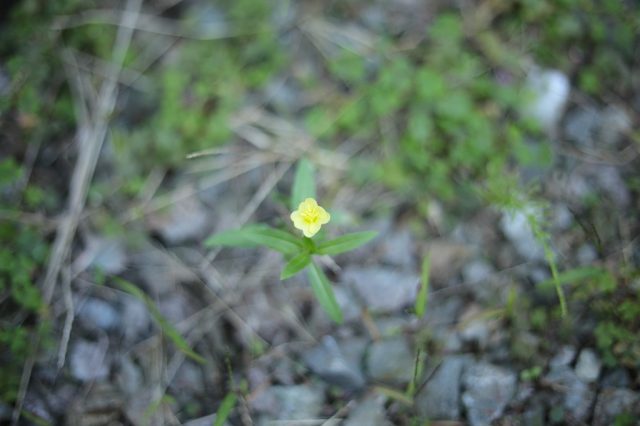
left=56, top=267, right=75, bottom=370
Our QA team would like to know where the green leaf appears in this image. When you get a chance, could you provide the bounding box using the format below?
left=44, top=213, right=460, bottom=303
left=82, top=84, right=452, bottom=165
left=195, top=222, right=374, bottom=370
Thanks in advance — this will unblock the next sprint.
left=415, top=255, right=430, bottom=317
left=205, top=225, right=302, bottom=255
left=245, top=227, right=303, bottom=255
left=213, top=392, right=237, bottom=426
left=281, top=252, right=312, bottom=280
left=114, top=277, right=206, bottom=364
left=204, top=224, right=268, bottom=248
left=308, top=262, right=343, bottom=323
left=316, top=231, right=378, bottom=255
left=291, top=158, right=316, bottom=210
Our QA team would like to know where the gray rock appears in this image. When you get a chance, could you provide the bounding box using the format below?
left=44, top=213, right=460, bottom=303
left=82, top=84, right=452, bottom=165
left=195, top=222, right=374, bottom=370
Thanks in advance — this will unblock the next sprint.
left=549, top=346, right=576, bottom=368
left=601, top=368, right=631, bottom=388
left=303, top=336, right=366, bottom=391
left=333, top=285, right=362, bottom=323
left=70, top=340, right=110, bottom=382
left=343, top=267, right=418, bottom=314
left=552, top=204, right=573, bottom=230
left=524, top=67, right=570, bottom=133
left=136, top=246, right=198, bottom=295
left=599, top=105, right=632, bottom=147
left=462, top=260, right=496, bottom=302
left=574, top=348, right=601, bottom=383
left=183, top=414, right=226, bottom=426
left=366, top=337, right=414, bottom=384
left=565, top=107, right=600, bottom=147
left=415, top=355, right=470, bottom=420
left=116, top=356, right=143, bottom=396
left=577, top=244, right=598, bottom=265
left=121, top=296, right=151, bottom=342
left=380, top=228, right=415, bottom=271
left=500, top=208, right=545, bottom=261
left=544, top=366, right=595, bottom=422
left=593, top=388, right=640, bottom=426
left=458, top=305, right=492, bottom=348
left=266, top=384, right=325, bottom=421
left=172, top=362, right=204, bottom=396
left=0, top=402, right=10, bottom=420
left=344, top=393, right=391, bottom=426
left=72, top=236, right=127, bottom=275
left=462, top=362, right=517, bottom=426
left=0, top=67, right=9, bottom=97
left=77, top=298, right=120, bottom=332
left=595, top=166, right=630, bottom=207
left=147, top=185, right=209, bottom=244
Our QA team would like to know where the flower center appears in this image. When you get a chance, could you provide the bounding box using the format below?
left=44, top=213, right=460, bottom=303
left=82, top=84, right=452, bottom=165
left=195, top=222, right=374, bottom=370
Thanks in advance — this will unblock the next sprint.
left=301, top=208, right=319, bottom=224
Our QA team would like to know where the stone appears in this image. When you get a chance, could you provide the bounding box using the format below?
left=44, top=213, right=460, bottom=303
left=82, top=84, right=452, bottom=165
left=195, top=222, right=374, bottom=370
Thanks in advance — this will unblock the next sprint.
left=135, top=245, right=198, bottom=295
left=380, top=228, right=415, bottom=271
left=171, top=362, right=205, bottom=396
left=524, top=67, right=570, bottom=133
left=500, top=208, right=545, bottom=262
left=147, top=184, right=210, bottom=244
left=601, top=368, right=631, bottom=388
left=72, top=236, right=127, bottom=275
left=76, top=298, right=120, bottom=332
left=415, top=355, right=470, bottom=420
left=69, top=340, right=110, bottom=382
left=424, top=240, right=471, bottom=284
left=462, top=362, right=517, bottom=426
left=366, top=337, right=414, bottom=384
left=577, top=244, right=597, bottom=265
left=549, top=346, right=576, bottom=368
left=544, top=366, right=595, bottom=422
left=458, top=305, right=493, bottom=349
left=120, top=296, right=151, bottom=342
left=344, top=393, right=390, bottom=426
left=599, top=105, right=632, bottom=147
left=564, top=107, right=600, bottom=147
left=462, top=259, right=499, bottom=302
left=116, top=356, right=143, bottom=396
left=264, top=384, right=325, bottom=421
left=594, top=166, right=630, bottom=207
left=302, top=336, right=366, bottom=391
left=592, top=388, right=640, bottom=426
left=333, top=285, right=362, bottom=323
left=343, top=267, right=418, bottom=314
left=574, top=348, right=601, bottom=383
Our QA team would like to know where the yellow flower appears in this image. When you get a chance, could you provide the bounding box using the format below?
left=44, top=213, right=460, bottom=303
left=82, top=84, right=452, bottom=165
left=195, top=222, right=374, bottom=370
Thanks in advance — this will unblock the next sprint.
left=290, top=198, right=331, bottom=238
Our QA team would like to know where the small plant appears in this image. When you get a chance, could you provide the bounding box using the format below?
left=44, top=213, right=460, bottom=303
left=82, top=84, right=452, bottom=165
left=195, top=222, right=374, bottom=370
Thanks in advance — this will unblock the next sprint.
left=205, top=159, right=377, bottom=323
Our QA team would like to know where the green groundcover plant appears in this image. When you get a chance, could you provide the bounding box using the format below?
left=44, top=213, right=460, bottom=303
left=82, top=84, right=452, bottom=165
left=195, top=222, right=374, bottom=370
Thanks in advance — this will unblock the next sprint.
left=205, top=159, right=377, bottom=323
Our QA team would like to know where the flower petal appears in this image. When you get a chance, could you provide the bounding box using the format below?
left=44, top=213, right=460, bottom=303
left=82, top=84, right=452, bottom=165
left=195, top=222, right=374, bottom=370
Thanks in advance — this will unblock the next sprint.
left=318, top=207, right=331, bottom=224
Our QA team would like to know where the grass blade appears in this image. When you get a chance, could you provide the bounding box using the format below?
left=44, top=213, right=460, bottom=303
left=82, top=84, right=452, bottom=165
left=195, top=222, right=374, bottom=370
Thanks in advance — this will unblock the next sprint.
left=308, top=262, right=343, bottom=323
left=415, top=255, right=430, bottom=317
left=291, top=158, right=316, bottom=210
left=281, top=252, right=311, bottom=280
left=315, top=231, right=378, bottom=255
left=213, top=392, right=237, bottom=426
left=114, top=277, right=206, bottom=364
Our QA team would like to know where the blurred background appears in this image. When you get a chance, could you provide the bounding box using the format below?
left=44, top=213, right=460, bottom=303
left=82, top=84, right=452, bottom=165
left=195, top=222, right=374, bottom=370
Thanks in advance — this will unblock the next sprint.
left=1, top=0, right=639, bottom=425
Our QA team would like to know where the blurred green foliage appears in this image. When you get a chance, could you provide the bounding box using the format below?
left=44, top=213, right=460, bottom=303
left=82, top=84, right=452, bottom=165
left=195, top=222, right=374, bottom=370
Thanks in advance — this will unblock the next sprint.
left=315, top=13, right=549, bottom=204
left=113, top=0, right=286, bottom=180
left=0, top=159, right=51, bottom=402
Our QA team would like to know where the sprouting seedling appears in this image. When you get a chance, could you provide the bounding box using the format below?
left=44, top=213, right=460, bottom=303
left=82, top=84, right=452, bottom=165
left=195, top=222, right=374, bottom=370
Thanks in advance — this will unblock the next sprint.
left=205, top=158, right=377, bottom=323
